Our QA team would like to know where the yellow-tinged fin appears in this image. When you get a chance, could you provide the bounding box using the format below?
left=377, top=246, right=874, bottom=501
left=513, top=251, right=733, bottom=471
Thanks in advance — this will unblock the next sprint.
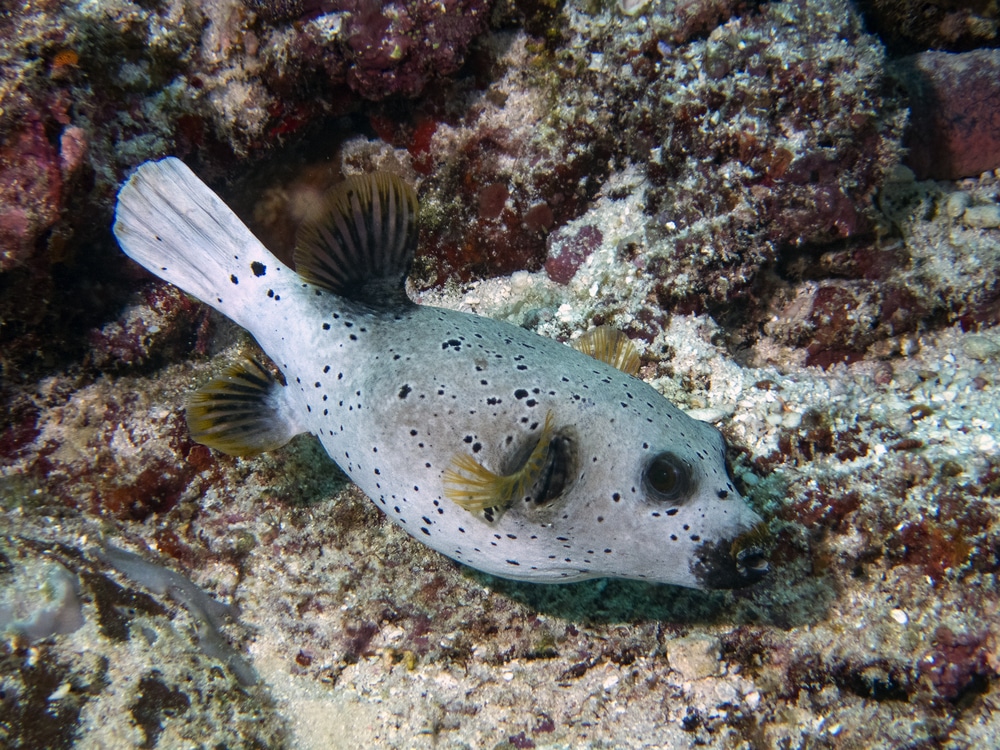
left=186, top=359, right=303, bottom=456
left=572, top=326, right=640, bottom=376
left=444, top=412, right=556, bottom=513
left=293, top=171, right=418, bottom=308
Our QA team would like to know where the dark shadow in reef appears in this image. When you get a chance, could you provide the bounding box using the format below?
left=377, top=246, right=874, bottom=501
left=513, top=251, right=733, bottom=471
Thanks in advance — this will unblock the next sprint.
left=463, top=564, right=836, bottom=630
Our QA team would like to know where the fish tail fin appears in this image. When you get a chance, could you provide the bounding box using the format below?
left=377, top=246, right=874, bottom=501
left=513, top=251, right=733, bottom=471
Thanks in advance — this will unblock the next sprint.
left=113, top=157, right=290, bottom=329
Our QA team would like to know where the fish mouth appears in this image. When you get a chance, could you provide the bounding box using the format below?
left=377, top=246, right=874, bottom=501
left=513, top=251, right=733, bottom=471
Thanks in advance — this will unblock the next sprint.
left=690, top=523, right=771, bottom=590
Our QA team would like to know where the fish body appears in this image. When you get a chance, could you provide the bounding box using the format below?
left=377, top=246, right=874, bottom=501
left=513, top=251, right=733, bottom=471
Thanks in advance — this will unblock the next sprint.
left=114, top=158, right=768, bottom=590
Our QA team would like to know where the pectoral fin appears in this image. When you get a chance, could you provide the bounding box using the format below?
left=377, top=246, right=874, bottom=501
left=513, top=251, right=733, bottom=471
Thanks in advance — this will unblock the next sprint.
left=444, top=412, right=556, bottom=513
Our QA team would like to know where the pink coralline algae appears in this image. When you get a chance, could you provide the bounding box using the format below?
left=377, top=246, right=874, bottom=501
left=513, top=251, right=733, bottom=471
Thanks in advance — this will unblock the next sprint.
left=0, top=117, right=67, bottom=272
left=545, top=224, right=603, bottom=284
left=896, top=49, right=1000, bottom=180
left=414, top=120, right=613, bottom=286
left=612, top=1, right=905, bottom=313
left=919, top=627, right=996, bottom=702
left=343, top=0, right=491, bottom=100
left=86, top=283, right=205, bottom=372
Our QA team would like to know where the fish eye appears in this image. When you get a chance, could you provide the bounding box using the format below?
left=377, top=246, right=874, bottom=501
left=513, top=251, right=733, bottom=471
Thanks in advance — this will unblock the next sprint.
left=644, top=452, right=691, bottom=502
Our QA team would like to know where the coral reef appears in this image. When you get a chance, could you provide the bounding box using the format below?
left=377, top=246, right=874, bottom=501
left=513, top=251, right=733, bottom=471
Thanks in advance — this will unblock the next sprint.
left=0, top=0, right=493, bottom=379
left=403, top=0, right=905, bottom=338
left=856, top=0, right=1000, bottom=53
left=0, top=534, right=286, bottom=748
left=1, top=0, right=1000, bottom=747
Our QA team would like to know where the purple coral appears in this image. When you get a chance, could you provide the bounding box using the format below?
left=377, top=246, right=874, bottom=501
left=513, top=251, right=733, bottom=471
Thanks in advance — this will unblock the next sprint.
left=545, top=224, right=603, bottom=284
left=0, top=116, right=66, bottom=272
left=343, top=0, right=491, bottom=100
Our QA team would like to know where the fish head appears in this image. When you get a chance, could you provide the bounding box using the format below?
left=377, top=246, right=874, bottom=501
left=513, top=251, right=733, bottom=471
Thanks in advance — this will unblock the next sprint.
left=580, top=412, right=770, bottom=590
left=494, top=404, right=770, bottom=591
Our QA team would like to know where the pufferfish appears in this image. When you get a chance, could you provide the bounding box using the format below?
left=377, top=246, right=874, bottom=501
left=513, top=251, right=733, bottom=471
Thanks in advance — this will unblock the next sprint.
left=113, top=158, right=769, bottom=590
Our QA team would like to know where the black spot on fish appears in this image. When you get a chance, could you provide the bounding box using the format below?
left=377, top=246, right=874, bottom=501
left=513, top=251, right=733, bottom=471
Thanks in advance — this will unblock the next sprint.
left=323, top=323, right=330, bottom=330
left=230, top=274, right=239, bottom=285
left=398, top=384, right=412, bottom=399
left=268, top=289, right=274, bottom=298
left=514, top=389, right=528, bottom=399
left=251, top=261, right=266, bottom=277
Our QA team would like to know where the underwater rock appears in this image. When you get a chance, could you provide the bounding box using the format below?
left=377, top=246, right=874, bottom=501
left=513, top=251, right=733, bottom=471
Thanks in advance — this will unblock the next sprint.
left=0, top=535, right=282, bottom=748
left=896, top=49, right=1000, bottom=180
left=342, top=0, right=491, bottom=100
left=856, top=0, right=1000, bottom=53
left=0, top=116, right=64, bottom=273
left=545, top=224, right=603, bottom=284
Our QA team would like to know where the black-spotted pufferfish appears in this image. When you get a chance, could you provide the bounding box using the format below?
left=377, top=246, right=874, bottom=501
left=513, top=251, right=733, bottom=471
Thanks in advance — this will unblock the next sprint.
left=114, top=158, right=769, bottom=590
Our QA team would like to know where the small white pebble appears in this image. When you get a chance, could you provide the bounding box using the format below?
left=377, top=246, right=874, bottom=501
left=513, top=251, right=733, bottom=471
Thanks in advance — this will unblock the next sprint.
left=48, top=682, right=72, bottom=701
left=890, top=608, right=908, bottom=625
left=603, top=674, right=620, bottom=691
left=502, top=671, right=514, bottom=681
left=685, top=407, right=728, bottom=423
left=962, top=334, right=1000, bottom=362
left=963, top=204, right=1000, bottom=229
left=781, top=411, right=803, bottom=429
left=945, top=191, right=970, bottom=218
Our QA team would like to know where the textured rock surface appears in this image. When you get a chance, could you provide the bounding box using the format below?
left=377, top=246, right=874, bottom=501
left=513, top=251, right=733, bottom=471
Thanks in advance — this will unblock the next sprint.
left=896, top=49, right=1000, bottom=180
left=2, top=0, right=1000, bottom=747
left=857, top=0, right=1000, bottom=53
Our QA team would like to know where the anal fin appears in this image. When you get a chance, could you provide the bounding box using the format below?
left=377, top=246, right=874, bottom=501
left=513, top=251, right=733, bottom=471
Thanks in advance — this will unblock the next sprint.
left=186, top=359, right=303, bottom=456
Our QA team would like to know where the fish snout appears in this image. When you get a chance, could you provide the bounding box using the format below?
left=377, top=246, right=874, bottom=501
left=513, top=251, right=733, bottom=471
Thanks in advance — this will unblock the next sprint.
left=690, top=523, right=771, bottom=590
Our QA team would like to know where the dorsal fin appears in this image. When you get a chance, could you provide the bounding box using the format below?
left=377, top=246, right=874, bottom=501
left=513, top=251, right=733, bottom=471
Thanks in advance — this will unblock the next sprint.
left=571, top=326, right=641, bottom=376
left=293, top=172, right=418, bottom=308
